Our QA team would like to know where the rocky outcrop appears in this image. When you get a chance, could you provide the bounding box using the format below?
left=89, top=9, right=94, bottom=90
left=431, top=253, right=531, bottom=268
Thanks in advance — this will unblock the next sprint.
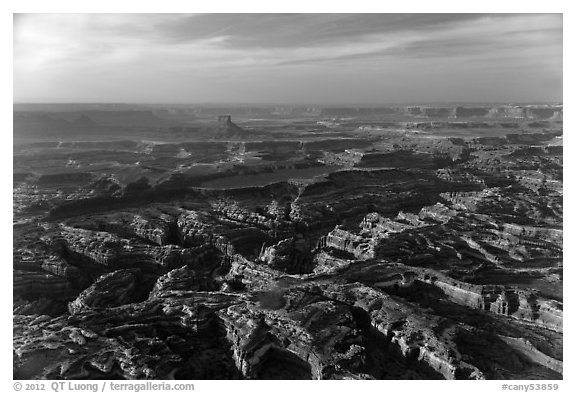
left=150, top=266, right=220, bottom=295
left=312, top=251, right=355, bottom=274
left=68, top=269, right=153, bottom=314
left=317, top=227, right=375, bottom=259
left=258, top=234, right=314, bottom=274
left=66, top=210, right=177, bottom=246
left=47, top=225, right=211, bottom=272
left=40, top=256, right=89, bottom=288
left=415, top=272, right=563, bottom=332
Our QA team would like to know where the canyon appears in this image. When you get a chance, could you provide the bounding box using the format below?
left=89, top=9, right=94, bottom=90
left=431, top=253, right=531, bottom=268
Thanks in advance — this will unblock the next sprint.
left=13, top=103, right=563, bottom=380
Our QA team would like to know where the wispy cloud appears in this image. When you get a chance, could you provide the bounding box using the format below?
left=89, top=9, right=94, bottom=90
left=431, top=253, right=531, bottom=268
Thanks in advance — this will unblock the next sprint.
left=13, top=13, right=562, bottom=103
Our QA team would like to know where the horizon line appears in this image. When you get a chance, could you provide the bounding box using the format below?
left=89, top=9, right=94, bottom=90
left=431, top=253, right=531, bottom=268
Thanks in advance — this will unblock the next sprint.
left=13, top=101, right=564, bottom=107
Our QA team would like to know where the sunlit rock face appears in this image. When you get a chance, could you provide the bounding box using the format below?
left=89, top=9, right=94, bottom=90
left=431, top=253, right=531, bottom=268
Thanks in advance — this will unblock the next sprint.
left=67, top=269, right=154, bottom=315
left=258, top=234, right=315, bottom=274
left=13, top=108, right=562, bottom=380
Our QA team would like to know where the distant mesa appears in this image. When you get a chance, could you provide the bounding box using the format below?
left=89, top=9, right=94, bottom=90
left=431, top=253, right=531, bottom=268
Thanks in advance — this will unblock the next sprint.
left=214, top=115, right=248, bottom=139
left=218, top=115, right=232, bottom=125
left=164, top=115, right=250, bottom=140
left=13, top=109, right=172, bottom=140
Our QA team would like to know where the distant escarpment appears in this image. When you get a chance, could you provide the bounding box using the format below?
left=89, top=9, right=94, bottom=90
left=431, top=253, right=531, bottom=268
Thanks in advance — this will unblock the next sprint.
left=319, top=104, right=562, bottom=120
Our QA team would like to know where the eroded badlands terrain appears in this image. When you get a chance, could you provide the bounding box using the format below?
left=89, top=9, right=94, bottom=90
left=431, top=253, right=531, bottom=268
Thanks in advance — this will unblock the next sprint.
left=13, top=104, right=563, bottom=379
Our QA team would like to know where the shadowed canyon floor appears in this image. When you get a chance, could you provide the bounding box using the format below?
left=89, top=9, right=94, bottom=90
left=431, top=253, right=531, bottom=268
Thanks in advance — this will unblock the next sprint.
left=13, top=104, right=563, bottom=379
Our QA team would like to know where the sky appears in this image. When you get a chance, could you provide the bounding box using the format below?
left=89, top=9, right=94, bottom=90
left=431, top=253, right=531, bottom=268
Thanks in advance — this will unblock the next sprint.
left=13, top=13, right=563, bottom=104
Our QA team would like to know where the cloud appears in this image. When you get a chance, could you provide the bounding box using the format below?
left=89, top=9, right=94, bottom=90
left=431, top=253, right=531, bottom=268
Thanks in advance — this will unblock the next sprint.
left=13, top=13, right=562, bottom=103
left=155, top=14, right=493, bottom=48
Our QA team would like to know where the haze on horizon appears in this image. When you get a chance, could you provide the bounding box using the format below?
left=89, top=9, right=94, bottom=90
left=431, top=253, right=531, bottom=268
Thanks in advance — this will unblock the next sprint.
left=13, top=13, right=563, bottom=105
